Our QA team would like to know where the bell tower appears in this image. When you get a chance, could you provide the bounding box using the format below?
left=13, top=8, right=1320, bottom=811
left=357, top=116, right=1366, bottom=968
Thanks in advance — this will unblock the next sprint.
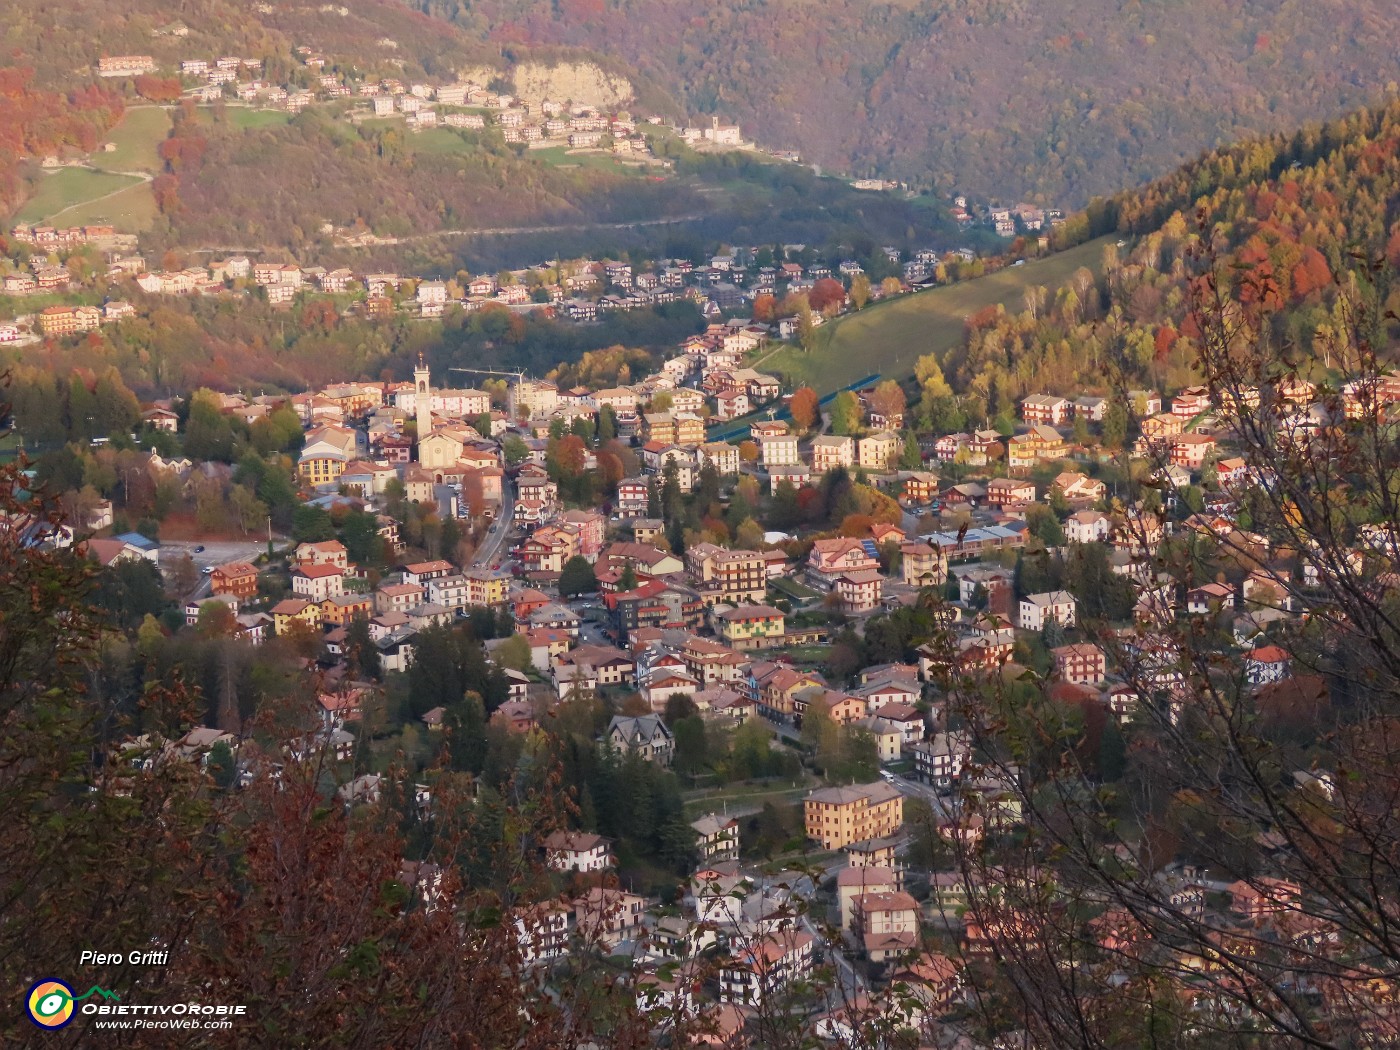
left=414, top=354, right=432, bottom=455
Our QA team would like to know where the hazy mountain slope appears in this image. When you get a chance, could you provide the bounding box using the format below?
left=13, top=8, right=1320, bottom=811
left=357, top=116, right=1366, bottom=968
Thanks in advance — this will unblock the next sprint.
left=410, top=0, right=1400, bottom=205
left=0, top=0, right=499, bottom=88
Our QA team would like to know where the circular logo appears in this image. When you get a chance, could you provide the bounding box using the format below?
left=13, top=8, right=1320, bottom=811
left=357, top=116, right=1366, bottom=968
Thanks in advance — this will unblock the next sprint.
left=27, top=979, right=76, bottom=1029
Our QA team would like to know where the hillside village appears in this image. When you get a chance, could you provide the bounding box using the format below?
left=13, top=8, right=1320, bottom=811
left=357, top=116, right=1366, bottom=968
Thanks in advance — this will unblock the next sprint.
left=28, top=262, right=1373, bottom=1042
left=1, top=214, right=1055, bottom=352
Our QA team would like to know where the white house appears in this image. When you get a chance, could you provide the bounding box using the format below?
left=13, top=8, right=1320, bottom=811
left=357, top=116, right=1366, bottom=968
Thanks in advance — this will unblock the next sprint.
left=541, top=830, right=614, bottom=873
left=718, top=930, right=815, bottom=1005
left=1245, top=644, right=1291, bottom=687
left=1065, top=510, right=1112, bottom=544
left=1018, top=590, right=1078, bottom=632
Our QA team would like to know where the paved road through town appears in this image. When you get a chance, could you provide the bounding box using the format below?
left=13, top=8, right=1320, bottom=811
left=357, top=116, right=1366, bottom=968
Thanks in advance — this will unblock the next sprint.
left=470, top=479, right=514, bottom=569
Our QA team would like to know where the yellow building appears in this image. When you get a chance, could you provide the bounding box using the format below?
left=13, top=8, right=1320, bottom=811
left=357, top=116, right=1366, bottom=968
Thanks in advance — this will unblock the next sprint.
left=804, top=782, right=904, bottom=850
left=320, top=594, right=374, bottom=627
left=272, top=598, right=320, bottom=635
left=464, top=569, right=509, bottom=607
left=857, top=431, right=900, bottom=471
left=900, top=540, right=948, bottom=588
left=674, top=413, right=706, bottom=447
left=717, top=604, right=786, bottom=650
left=297, top=426, right=359, bottom=487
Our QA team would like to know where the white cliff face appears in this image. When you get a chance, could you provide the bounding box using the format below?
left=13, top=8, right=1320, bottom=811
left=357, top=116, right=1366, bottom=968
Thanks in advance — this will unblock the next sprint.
left=511, top=60, right=634, bottom=108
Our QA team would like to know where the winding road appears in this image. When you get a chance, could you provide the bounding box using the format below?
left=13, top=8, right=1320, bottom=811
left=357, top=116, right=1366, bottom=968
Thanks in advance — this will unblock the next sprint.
left=336, top=213, right=708, bottom=248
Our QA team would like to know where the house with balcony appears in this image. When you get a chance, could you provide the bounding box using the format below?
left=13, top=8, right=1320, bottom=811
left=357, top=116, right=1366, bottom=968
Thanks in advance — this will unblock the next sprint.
left=811, top=435, right=855, bottom=472
left=806, top=538, right=879, bottom=590
left=909, top=731, right=971, bottom=789
left=209, top=561, right=260, bottom=601
left=1019, top=590, right=1078, bottom=632
left=542, top=830, right=614, bottom=873
left=716, top=604, right=787, bottom=650
left=899, top=540, right=947, bottom=588
left=853, top=890, right=921, bottom=962
left=1051, top=642, right=1106, bottom=685
left=718, top=930, right=815, bottom=1005
left=834, top=569, right=884, bottom=612
left=760, top=432, right=801, bottom=469
left=857, top=431, right=900, bottom=471
left=691, top=813, right=740, bottom=863
left=1021, top=394, right=1071, bottom=427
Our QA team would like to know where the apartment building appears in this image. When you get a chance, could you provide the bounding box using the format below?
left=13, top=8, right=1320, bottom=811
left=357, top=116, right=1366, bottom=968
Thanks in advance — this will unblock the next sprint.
left=804, top=781, right=904, bottom=850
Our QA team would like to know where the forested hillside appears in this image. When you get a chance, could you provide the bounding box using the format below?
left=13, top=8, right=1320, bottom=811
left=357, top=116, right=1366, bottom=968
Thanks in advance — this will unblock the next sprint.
left=412, top=0, right=1400, bottom=205
left=909, top=99, right=1400, bottom=434
left=144, top=108, right=700, bottom=256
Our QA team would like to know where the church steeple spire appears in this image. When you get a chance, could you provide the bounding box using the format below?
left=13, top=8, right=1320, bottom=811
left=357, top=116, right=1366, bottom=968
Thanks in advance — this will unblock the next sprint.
left=414, top=356, right=432, bottom=455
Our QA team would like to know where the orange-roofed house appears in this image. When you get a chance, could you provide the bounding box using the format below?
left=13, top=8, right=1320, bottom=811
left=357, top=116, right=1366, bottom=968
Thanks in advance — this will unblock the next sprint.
left=1228, top=877, right=1302, bottom=922
left=891, top=951, right=965, bottom=1013
left=1245, top=644, right=1291, bottom=687
left=209, top=561, right=260, bottom=601
left=718, top=929, right=815, bottom=1005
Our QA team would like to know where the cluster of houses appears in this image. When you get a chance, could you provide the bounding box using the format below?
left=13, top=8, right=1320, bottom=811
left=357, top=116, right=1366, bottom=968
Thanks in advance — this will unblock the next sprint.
left=97, top=46, right=655, bottom=154
left=358, top=76, right=654, bottom=154
left=514, top=775, right=968, bottom=1039
left=942, top=193, right=1065, bottom=239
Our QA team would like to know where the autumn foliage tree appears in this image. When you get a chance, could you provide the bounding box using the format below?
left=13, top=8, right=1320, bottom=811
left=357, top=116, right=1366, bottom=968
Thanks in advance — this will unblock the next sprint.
left=0, top=69, right=122, bottom=213
left=789, top=385, right=819, bottom=432
left=866, top=378, right=907, bottom=423
left=133, top=74, right=182, bottom=102
left=808, top=277, right=848, bottom=315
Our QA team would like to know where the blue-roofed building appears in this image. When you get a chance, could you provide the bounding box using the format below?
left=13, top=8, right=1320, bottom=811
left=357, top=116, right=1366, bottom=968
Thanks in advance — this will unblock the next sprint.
left=921, top=522, right=1028, bottom=562
left=112, top=531, right=160, bottom=564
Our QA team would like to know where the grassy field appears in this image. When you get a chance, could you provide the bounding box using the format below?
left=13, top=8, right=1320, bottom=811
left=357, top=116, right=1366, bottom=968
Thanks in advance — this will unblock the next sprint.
left=223, top=108, right=291, bottom=130
left=15, top=168, right=144, bottom=224
left=47, top=180, right=157, bottom=232
left=757, top=234, right=1115, bottom=396
left=529, top=145, right=653, bottom=175
left=409, top=128, right=478, bottom=155
left=91, top=108, right=170, bottom=173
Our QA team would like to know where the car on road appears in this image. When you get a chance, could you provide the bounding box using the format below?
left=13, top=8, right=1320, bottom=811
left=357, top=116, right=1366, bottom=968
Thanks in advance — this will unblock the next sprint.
left=201, top=566, right=213, bottom=575
left=193, top=545, right=205, bottom=553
